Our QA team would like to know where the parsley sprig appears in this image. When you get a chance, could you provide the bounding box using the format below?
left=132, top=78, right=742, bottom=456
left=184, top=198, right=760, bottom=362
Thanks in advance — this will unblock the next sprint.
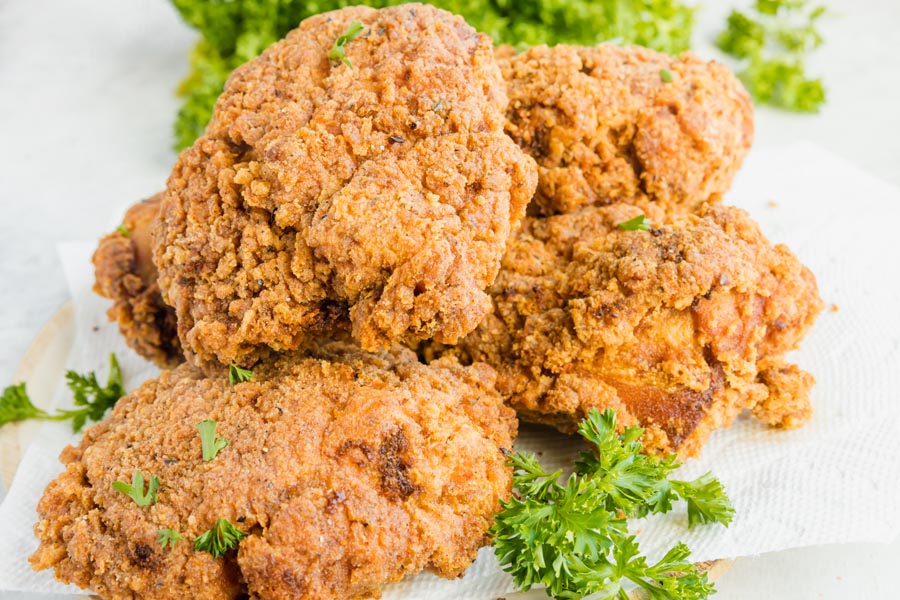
left=0, top=383, right=56, bottom=428
left=492, top=409, right=733, bottom=599
left=328, top=20, right=364, bottom=68
left=62, top=354, right=127, bottom=431
left=0, top=353, right=125, bottom=432
left=617, top=214, right=651, bottom=231
left=158, top=528, right=185, bottom=548
left=717, top=0, right=826, bottom=112
left=197, top=419, right=229, bottom=461
left=194, top=518, right=247, bottom=558
left=227, top=364, right=253, bottom=385
left=113, top=469, right=159, bottom=507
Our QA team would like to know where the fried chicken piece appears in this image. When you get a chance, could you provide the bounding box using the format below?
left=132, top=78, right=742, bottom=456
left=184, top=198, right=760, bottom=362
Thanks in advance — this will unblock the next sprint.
left=500, top=45, right=753, bottom=216
left=92, top=194, right=182, bottom=368
left=31, top=342, right=515, bottom=600
left=154, top=4, right=537, bottom=368
left=424, top=203, right=822, bottom=457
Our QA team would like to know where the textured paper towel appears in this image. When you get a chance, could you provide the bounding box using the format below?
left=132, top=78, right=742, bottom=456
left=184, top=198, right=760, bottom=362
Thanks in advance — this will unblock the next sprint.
left=2, top=142, right=900, bottom=598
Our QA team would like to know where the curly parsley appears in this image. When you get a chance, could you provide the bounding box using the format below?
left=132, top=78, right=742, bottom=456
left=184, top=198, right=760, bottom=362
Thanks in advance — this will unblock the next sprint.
left=194, top=518, right=247, bottom=558
left=0, top=384, right=53, bottom=428
left=228, top=364, right=253, bottom=386
left=329, top=20, right=364, bottom=68
left=157, top=528, right=185, bottom=548
left=62, top=353, right=126, bottom=432
left=617, top=214, right=651, bottom=231
left=113, top=470, right=160, bottom=507
left=492, top=409, right=733, bottom=599
left=0, top=353, right=125, bottom=432
left=717, top=0, right=826, bottom=112
left=197, top=419, right=229, bottom=461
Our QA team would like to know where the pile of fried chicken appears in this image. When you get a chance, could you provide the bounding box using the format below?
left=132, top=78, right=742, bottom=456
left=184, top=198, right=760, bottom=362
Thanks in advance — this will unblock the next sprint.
left=30, top=4, right=822, bottom=600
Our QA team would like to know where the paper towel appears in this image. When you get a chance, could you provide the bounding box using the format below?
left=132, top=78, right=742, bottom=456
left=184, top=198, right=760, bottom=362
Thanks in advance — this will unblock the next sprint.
left=2, top=142, right=900, bottom=598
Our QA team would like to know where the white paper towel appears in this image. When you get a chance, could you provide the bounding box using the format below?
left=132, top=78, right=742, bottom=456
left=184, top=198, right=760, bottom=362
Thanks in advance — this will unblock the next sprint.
left=2, top=142, right=900, bottom=598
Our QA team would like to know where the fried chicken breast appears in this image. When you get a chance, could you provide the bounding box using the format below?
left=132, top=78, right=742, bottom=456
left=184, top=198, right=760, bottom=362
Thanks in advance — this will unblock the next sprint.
left=154, top=4, right=537, bottom=369
left=500, top=45, right=753, bottom=216
left=31, top=342, right=515, bottom=600
left=423, top=203, right=822, bottom=457
left=92, top=193, right=182, bottom=368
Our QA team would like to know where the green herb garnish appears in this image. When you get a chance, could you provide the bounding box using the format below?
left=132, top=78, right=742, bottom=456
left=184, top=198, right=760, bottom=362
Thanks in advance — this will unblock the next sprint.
left=193, top=518, right=247, bottom=558
left=0, top=383, right=54, bottom=428
left=112, top=470, right=159, bottom=507
left=328, top=20, right=364, bottom=68
left=117, top=225, right=131, bottom=237
left=492, top=409, right=733, bottom=599
left=660, top=68, right=674, bottom=82
left=717, top=0, right=826, bottom=112
left=227, top=364, right=253, bottom=385
left=617, top=214, right=651, bottom=231
left=0, top=354, right=125, bottom=432
left=197, top=419, right=229, bottom=461
left=62, top=353, right=127, bottom=432
left=157, top=528, right=185, bottom=548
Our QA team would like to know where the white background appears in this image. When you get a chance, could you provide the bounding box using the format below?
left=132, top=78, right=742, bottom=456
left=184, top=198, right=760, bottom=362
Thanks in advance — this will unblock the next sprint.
left=0, top=1, right=898, bottom=598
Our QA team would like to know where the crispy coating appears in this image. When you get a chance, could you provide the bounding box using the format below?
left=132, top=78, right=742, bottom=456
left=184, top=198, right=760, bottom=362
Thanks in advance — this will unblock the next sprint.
left=500, top=45, right=753, bottom=216
left=423, top=203, right=822, bottom=457
left=154, top=4, right=537, bottom=368
left=30, top=343, right=515, bottom=600
left=92, top=194, right=182, bottom=368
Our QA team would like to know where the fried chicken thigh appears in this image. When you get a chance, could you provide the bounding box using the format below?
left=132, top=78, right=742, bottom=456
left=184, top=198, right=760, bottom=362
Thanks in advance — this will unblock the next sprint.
left=500, top=45, right=753, bottom=216
left=424, top=203, right=822, bottom=457
left=92, top=193, right=181, bottom=368
left=154, top=4, right=537, bottom=369
left=31, top=343, right=515, bottom=600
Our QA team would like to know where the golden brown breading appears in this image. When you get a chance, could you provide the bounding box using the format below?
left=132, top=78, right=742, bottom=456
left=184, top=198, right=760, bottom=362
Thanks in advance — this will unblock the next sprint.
left=31, top=342, right=515, bottom=600
left=423, top=203, right=822, bottom=457
left=92, top=194, right=182, bottom=368
left=154, top=4, right=537, bottom=369
left=500, top=45, right=753, bottom=216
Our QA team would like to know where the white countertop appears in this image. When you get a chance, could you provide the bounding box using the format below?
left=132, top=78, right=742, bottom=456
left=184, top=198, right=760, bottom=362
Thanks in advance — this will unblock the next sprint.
left=1, top=1, right=898, bottom=598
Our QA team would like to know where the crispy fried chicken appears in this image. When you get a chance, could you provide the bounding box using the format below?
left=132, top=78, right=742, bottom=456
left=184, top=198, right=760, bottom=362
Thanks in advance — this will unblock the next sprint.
left=422, top=203, right=822, bottom=457
left=92, top=193, right=181, bottom=368
left=154, top=4, right=537, bottom=369
left=31, top=343, right=515, bottom=600
left=500, top=45, right=753, bottom=216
